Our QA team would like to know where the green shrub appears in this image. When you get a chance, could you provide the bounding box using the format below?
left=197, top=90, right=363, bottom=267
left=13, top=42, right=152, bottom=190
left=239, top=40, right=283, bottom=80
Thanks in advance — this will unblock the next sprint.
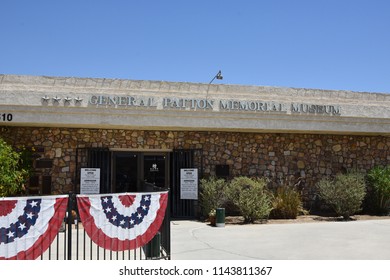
left=0, top=138, right=28, bottom=197
left=270, top=185, right=305, bottom=219
left=316, top=172, right=366, bottom=219
left=366, top=166, right=390, bottom=215
left=227, top=176, right=272, bottom=223
left=199, top=177, right=227, bottom=217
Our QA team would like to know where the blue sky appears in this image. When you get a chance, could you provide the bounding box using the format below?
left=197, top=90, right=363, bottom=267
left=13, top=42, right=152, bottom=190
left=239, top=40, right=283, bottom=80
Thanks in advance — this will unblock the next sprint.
left=1, top=0, right=389, bottom=93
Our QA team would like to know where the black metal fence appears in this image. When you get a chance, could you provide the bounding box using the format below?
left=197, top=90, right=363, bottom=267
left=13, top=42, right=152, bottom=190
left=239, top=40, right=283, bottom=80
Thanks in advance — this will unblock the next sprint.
left=171, top=149, right=203, bottom=218
left=38, top=192, right=170, bottom=260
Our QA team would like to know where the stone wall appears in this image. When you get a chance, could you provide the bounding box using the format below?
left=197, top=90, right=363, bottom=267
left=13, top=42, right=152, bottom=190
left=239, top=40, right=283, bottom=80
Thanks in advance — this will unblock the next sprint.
left=1, top=126, right=390, bottom=202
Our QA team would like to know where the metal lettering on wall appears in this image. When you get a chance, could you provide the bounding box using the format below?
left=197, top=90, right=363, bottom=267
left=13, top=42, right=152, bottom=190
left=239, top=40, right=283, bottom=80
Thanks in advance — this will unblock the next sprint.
left=40, top=94, right=341, bottom=116
left=89, top=95, right=157, bottom=107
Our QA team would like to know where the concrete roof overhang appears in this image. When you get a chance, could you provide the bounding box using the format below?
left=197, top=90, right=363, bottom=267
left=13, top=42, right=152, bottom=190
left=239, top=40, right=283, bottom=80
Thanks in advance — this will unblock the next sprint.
left=1, top=74, right=390, bottom=136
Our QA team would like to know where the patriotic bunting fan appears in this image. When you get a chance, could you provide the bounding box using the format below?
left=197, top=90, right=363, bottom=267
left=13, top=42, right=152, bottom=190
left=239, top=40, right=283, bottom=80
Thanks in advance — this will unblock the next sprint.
left=0, top=195, right=68, bottom=260
left=76, top=191, right=168, bottom=251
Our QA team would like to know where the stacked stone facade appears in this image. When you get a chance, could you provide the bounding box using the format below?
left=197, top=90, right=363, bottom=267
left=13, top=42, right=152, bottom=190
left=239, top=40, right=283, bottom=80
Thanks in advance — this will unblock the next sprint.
left=2, top=126, right=390, bottom=202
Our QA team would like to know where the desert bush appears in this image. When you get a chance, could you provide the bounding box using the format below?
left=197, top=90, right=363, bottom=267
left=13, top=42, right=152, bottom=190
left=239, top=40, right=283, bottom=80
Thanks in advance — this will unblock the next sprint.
left=270, top=185, right=305, bottom=219
left=199, top=177, right=227, bottom=217
left=366, top=166, right=390, bottom=215
left=316, top=172, right=366, bottom=219
left=226, top=176, right=272, bottom=223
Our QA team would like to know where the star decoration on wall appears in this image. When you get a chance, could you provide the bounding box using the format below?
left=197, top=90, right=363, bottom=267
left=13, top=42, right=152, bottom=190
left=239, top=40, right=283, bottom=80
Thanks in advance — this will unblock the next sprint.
left=52, top=96, right=62, bottom=103
left=40, top=95, right=83, bottom=106
left=64, top=97, right=73, bottom=104
left=74, top=97, right=83, bottom=104
left=41, top=95, right=50, bottom=103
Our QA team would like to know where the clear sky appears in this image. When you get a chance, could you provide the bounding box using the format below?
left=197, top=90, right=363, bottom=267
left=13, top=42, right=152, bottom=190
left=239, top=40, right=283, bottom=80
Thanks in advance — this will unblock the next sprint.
left=1, top=0, right=389, bottom=93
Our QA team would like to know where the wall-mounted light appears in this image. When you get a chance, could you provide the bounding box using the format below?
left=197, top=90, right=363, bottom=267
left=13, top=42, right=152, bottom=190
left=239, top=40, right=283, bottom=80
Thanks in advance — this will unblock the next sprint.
left=209, top=70, right=223, bottom=84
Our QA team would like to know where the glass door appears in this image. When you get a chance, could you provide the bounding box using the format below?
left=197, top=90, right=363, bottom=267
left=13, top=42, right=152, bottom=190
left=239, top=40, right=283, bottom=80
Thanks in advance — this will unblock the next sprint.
left=113, top=153, right=138, bottom=193
left=143, top=155, right=167, bottom=189
left=113, top=152, right=169, bottom=193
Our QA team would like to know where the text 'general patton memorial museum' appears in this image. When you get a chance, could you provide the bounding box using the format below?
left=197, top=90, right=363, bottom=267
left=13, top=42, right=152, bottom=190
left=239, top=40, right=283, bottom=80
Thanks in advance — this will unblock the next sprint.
left=1, top=74, right=390, bottom=217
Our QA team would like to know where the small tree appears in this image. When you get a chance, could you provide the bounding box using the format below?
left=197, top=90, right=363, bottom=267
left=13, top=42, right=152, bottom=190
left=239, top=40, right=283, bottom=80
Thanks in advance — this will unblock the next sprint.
left=0, top=138, right=29, bottom=197
left=227, top=176, right=272, bottom=223
left=316, top=172, right=366, bottom=220
left=199, top=177, right=227, bottom=217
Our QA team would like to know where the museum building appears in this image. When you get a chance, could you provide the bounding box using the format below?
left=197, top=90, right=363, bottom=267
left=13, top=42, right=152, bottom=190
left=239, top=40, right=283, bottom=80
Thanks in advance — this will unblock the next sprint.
left=1, top=74, right=390, bottom=217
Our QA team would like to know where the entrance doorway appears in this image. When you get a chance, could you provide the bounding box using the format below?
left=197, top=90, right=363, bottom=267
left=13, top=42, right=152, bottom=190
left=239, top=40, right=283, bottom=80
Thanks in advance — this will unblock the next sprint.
left=113, top=152, right=168, bottom=192
left=77, top=148, right=202, bottom=218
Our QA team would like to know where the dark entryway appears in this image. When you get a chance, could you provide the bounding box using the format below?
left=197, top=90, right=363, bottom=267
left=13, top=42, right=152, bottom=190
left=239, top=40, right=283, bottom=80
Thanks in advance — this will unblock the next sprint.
left=114, top=153, right=138, bottom=192
left=76, top=148, right=202, bottom=219
left=113, top=152, right=169, bottom=193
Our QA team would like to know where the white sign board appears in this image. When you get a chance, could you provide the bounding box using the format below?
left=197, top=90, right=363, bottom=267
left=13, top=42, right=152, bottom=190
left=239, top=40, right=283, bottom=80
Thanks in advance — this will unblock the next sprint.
left=180, top=168, right=198, bottom=200
left=80, top=168, right=101, bottom=194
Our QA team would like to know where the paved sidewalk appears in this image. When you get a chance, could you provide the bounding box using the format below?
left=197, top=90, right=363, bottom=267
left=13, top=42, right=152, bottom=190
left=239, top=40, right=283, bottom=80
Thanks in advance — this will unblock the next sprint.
left=171, top=219, right=390, bottom=260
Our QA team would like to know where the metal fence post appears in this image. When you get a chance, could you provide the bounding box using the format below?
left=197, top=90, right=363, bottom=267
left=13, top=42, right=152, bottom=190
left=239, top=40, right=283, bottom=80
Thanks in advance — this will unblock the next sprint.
left=67, top=192, right=74, bottom=260
left=166, top=189, right=171, bottom=259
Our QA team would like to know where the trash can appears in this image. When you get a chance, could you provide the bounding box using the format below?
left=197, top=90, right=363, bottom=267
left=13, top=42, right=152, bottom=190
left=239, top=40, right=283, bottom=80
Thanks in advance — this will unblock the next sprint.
left=216, top=208, right=225, bottom=227
left=145, top=232, right=161, bottom=259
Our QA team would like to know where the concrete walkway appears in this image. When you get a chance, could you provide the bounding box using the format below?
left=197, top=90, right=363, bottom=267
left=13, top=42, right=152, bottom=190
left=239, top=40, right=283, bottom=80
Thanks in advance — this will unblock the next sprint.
left=171, top=219, right=390, bottom=260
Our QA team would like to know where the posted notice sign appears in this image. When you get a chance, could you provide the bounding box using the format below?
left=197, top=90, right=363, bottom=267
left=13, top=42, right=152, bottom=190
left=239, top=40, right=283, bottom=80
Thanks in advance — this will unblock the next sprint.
left=80, top=168, right=101, bottom=194
left=180, top=168, right=198, bottom=200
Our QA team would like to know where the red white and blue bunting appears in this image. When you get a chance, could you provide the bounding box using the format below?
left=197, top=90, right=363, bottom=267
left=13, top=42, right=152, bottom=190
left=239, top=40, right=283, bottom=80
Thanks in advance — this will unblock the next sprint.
left=76, top=191, right=168, bottom=251
left=0, top=195, right=68, bottom=260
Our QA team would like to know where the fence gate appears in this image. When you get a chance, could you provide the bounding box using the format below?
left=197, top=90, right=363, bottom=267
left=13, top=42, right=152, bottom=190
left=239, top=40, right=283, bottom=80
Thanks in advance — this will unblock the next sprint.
left=17, top=148, right=171, bottom=260
left=170, top=149, right=203, bottom=219
left=0, top=192, right=171, bottom=260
